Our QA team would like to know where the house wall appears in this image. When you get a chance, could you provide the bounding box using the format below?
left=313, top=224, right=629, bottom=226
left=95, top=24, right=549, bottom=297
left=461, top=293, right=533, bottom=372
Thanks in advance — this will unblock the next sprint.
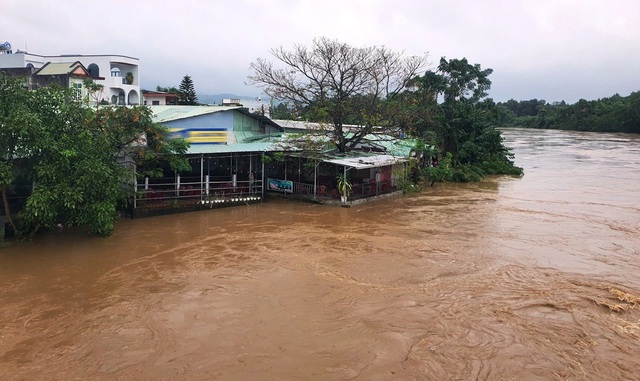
left=164, top=111, right=235, bottom=144
left=143, top=94, right=166, bottom=106
left=162, top=110, right=282, bottom=145
left=33, top=74, right=71, bottom=88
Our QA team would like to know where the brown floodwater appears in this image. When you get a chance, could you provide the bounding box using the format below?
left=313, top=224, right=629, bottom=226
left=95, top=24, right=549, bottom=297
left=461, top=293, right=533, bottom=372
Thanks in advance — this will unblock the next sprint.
left=1, top=128, right=639, bottom=380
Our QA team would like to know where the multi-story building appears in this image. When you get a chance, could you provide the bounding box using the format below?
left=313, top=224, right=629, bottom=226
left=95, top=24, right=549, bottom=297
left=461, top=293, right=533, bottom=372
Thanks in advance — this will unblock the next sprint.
left=0, top=49, right=140, bottom=105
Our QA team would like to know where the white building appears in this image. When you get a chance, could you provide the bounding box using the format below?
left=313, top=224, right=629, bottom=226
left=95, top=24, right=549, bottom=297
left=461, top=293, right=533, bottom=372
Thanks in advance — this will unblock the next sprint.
left=221, top=97, right=270, bottom=117
left=0, top=50, right=140, bottom=105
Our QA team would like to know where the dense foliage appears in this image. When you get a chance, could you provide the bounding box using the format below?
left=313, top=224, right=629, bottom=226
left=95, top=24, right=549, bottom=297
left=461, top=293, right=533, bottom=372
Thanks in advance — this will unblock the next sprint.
left=0, top=74, right=189, bottom=237
left=395, top=57, right=523, bottom=183
left=497, top=92, right=640, bottom=133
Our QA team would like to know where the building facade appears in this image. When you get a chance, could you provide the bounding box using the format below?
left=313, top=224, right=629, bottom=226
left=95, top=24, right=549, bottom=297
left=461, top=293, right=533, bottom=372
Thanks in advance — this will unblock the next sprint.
left=0, top=51, right=140, bottom=105
left=142, top=90, right=178, bottom=106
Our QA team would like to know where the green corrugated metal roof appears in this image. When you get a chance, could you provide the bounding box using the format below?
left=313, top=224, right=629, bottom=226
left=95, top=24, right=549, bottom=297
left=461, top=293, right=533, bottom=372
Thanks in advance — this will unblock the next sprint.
left=371, top=137, right=416, bottom=157
left=150, top=105, right=242, bottom=123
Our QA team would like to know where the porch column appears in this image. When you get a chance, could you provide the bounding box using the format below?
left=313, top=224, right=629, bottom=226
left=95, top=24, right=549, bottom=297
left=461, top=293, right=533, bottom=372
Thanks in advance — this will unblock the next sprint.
left=343, top=166, right=347, bottom=201
left=200, top=154, right=204, bottom=201
left=249, top=155, right=253, bottom=194
left=134, top=175, right=138, bottom=209
left=313, top=161, right=317, bottom=199
left=261, top=152, right=265, bottom=199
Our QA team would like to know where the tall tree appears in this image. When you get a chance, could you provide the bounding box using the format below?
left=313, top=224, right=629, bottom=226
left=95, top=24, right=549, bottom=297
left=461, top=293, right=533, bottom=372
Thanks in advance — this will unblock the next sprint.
left=178, top=75, right=198, bottom=105
left=402, top=58, right=522, bottom=181
left=248, top=37, right=427, bottom=152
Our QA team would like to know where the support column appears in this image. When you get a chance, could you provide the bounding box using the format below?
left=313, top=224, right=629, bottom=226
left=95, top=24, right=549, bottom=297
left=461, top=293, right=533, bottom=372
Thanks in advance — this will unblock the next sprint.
left=200, top=154, right=204, bottom=201
left=261, top=152, right=265, bottom=199
left=313, top=161, right=317, bottom=199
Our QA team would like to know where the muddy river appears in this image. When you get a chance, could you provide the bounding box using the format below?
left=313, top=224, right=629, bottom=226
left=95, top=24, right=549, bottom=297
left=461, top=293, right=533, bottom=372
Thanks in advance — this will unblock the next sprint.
left=1, top=128, right=639, bottom=380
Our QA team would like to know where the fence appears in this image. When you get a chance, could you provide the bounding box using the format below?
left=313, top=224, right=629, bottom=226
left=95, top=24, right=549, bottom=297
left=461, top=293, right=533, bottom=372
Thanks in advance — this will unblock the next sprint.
left=135, top=175, right=263, bottom=208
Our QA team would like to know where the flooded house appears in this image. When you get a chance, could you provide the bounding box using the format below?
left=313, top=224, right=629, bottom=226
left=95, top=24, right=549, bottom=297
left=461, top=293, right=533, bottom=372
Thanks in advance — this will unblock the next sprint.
left=133, top=106, right=416, bottom=217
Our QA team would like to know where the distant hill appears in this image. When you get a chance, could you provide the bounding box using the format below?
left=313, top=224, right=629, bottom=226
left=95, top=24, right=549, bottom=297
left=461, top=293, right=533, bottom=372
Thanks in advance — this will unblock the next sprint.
left=199, top=94, right=267, bottom=106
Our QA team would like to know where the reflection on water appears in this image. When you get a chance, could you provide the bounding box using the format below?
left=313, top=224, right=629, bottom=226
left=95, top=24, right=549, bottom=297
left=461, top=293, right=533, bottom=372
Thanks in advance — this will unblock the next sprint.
left=1, top=128, right=639, bottom=380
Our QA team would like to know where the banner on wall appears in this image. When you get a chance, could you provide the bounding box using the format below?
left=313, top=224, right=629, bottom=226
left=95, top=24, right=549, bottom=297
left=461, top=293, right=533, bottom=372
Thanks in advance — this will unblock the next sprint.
left=168, top=127, right=227, bottom=144
left=267, top=178, right=293, bottom=193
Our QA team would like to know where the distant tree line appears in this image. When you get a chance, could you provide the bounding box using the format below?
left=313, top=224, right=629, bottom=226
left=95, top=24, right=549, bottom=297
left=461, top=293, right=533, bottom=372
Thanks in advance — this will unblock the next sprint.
left=496, top=92, right=640, bottom=133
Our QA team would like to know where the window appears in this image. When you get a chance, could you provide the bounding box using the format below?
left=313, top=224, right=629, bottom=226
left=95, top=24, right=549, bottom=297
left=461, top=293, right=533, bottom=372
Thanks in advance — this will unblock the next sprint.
left=72, top=82, right=82, bottom=101
left=87, top=63, right=99, bottom=77
left=110, top=67, right=121, bottom=77
left=152, top=100, right=160, bottom=105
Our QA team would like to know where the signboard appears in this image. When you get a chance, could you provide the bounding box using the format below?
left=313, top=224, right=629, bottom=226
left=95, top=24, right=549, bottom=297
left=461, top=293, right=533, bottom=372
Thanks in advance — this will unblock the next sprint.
left=267, top=178, right=293, bottom=193
left=168, top=127, right=227, bottom=144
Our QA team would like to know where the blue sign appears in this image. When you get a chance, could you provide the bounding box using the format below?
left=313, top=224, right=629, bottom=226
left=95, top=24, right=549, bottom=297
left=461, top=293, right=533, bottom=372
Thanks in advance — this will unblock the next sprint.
left=267, top=178, right=293, bottom=193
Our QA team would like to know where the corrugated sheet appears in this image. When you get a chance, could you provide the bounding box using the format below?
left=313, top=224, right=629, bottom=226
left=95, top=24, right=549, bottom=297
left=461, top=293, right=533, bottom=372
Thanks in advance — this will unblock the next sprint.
left=186, top=142, right=277, bottom=155
left=35, top=62, right=78, bottom=75
left=323, top=154, right=405, bottom=169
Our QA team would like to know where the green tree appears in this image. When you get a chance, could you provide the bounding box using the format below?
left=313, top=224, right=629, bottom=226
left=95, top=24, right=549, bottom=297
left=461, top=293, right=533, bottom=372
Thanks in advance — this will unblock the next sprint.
left=178, top=75, right=198, bottom=105
left=16, top=85, right=122, bottom=236
left=248, top=37, right=427, bottom=152
left=156, top=85, right=180, bottom=94
left=0, top=75, right=39, bottom=234
left=0, top=75, right=190, bottom=237
left=19, top=96, right=190, bottom=236
left=401, top=58, right=523, bottom=183
left=270, top=102, right=294, bottom=119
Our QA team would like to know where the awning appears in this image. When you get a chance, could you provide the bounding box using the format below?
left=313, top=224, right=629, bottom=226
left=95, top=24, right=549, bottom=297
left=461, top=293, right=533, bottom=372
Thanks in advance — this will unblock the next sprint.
left=323, top=154, right=405, bottom=170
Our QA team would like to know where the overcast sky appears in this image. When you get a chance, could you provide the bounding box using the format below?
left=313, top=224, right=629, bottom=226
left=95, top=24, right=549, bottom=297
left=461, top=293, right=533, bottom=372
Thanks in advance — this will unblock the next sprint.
left=4, top=0, right=639, bottom=104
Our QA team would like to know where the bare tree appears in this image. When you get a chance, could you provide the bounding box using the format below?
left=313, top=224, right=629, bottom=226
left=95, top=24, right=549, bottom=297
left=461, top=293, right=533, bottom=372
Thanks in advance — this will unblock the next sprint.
left=248, top=37, right=428, bottom=152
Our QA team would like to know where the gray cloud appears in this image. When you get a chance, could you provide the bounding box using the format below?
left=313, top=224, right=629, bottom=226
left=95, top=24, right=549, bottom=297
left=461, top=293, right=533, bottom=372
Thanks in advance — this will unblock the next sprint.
left=3, top=0, right=639, bottom=103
